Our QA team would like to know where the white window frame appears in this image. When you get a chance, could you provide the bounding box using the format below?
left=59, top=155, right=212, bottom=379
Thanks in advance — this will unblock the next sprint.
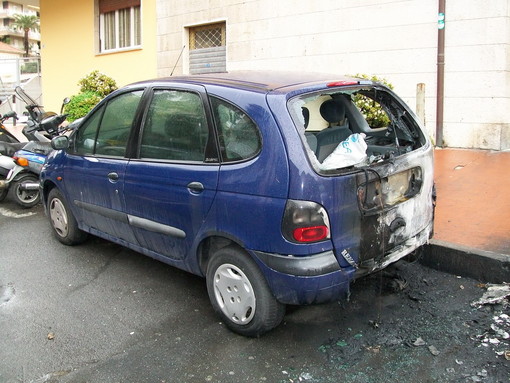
left=99, top=5, right=141, bottom=53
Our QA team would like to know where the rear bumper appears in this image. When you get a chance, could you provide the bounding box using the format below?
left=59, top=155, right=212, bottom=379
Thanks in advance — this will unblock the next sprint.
left=251, top=221, right=432, bottom=306
left=252, top=250, right=355, bottom=305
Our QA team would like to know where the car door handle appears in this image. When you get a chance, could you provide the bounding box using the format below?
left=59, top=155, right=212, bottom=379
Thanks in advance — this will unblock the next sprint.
left=108, top=172, right=119, bottom=182
left=187, top=181, right=204, bottom=193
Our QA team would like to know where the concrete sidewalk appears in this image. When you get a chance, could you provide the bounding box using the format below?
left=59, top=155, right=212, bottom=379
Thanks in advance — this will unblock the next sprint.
left=423, top=148, right=510, bottom=283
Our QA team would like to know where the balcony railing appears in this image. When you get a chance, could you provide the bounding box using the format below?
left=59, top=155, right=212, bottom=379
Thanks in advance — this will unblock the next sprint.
left=0, top=9, right=38, bottom=19
left=0, top=26, right=40, bottom=40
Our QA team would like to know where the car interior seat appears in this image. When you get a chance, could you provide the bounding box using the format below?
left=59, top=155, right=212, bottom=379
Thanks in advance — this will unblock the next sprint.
left=315, top=99, right=352, bottom=162
left=301, top=107, right=318, bottom=153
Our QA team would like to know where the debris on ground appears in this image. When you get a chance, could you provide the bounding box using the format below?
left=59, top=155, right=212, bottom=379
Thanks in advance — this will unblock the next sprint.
left=471, top=283, right=510, bottom=307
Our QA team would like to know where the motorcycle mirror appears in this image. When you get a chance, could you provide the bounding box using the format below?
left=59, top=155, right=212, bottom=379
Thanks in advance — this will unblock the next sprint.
left=51, top=135, right=69, bottom=150
left=61, top=97, right=71, bottom=114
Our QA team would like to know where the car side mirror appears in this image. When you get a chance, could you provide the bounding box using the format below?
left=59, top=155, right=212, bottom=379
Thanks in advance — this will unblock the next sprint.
left=51, top=135, right=69, bottom=150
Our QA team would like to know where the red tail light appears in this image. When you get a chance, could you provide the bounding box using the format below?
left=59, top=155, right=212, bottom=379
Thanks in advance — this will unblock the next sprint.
left=282, top=200, right=331, bottom=244
left=293, top=226, right=329, bottom=242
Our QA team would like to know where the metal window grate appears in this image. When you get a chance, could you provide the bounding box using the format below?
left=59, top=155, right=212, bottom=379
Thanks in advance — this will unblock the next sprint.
left=190, top=24, right=225, bottom=50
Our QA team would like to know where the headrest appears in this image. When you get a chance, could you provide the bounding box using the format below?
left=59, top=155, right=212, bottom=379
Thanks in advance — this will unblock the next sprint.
left=301, top=107, right=310, bottom=128
left=320, top=99, right=346, bottom=124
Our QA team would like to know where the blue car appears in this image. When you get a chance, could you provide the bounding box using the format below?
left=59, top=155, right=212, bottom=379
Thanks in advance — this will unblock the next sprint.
left=41, top=71, right=434, bottom=336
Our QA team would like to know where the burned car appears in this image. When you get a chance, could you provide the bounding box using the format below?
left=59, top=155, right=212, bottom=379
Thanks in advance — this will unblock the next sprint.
left=41, top=71, right=434, bottom=336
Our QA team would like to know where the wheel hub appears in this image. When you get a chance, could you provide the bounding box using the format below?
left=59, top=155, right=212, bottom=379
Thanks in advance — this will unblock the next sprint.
left=213, top=263, right=256, bottom=324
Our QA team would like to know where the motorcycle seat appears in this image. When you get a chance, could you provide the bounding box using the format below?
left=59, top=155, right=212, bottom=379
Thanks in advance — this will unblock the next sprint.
left=0, top=141, right=26, bottom=157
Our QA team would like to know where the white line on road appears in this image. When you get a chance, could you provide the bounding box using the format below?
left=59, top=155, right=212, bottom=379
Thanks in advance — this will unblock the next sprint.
left=0, top=207, right=37, bottom=218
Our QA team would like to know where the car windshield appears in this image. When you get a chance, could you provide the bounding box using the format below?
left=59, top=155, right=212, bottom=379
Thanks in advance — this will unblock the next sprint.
left=288, top=86, right=426, bottom=173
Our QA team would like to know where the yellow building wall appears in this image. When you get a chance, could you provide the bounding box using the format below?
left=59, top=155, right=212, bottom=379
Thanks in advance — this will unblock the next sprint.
left=40, top=0, right=157, bottom=112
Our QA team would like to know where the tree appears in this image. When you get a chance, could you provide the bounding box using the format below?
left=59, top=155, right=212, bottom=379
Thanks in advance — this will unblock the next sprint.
left=11, top=14, right=39, bottom=57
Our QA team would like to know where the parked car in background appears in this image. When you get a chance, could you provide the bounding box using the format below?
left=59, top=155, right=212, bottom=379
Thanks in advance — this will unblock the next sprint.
left=41, top=71, right=435, bottom=336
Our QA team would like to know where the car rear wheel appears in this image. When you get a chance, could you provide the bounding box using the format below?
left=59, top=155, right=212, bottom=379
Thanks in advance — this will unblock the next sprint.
left=47, top=188, right=88, bottom=245
left=206, top=246, right=285, bottom=337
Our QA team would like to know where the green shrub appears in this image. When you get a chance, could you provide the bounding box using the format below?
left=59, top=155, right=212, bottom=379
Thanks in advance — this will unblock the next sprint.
left=21, top=61, right=39, bottom=74
left=64, top=92, right=102, bottom=122
left=353, top=74, right=394, bottom=129
left=78, top=70, right=117, bottom=98
left=64, top=71, right=117, bottom=122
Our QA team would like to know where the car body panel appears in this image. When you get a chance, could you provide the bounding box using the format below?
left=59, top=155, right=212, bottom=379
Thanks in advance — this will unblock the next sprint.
left=124, top=160, right=219, bottom=261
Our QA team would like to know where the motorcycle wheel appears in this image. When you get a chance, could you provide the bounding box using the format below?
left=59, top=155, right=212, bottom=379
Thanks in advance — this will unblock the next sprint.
left=0, top=187, right=7, bottom=202
left=12, top=174, right=40, bottom=208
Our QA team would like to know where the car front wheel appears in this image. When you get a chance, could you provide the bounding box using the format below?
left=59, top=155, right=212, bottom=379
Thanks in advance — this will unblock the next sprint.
left=206, top=246, right=285, bottom=337
left=47, top=188, right=88, bottom=245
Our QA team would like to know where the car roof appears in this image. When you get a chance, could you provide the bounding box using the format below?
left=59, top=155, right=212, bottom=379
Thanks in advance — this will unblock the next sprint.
left=130, top=71, right=366, bottom=94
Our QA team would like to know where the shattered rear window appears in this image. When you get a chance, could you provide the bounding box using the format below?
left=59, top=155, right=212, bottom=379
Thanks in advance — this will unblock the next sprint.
left=288, top=86, right=426, bottom=173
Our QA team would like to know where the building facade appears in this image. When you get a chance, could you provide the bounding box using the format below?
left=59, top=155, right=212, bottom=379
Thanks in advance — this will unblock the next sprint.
left=0, top=1, right=40, bottom=55
left=32, top=0, right=509, bottom=150
left=157, top=0, right=510, bottom=150
left=38, top=0, right=157, bottom=113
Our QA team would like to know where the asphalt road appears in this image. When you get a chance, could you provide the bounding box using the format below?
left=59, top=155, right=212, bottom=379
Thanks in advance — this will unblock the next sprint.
left=0, top=198, right=508, bottom=383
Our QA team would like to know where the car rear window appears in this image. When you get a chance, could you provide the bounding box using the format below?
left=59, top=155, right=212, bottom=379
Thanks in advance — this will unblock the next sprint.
left=288, top=86, right=426, bottom=173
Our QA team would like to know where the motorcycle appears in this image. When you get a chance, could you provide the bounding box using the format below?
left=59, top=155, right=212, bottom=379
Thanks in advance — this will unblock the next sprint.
left=0, top=110, right=20, bottom=145
left=14, top=85, right=63, bottom=142
left=0, top=93, right=69, bottom=207
left=0, top=111, right=20, bottom=202
left=0, top=141, right=52, bottom=207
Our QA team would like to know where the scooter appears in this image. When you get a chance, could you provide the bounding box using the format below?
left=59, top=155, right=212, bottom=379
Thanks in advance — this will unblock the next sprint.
left=0, top=142, right=51, bottom=207
left=0, top=100, right=69, bottom=207
left=0, top=110, right=20, bottom=145
left=14, top=85, right=61, bottom=142
left=0, top=111, right=20, bottom=202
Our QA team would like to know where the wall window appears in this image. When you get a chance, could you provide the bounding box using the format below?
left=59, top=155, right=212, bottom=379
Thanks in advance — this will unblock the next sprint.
left=99, top=0, right=141, bottom=53
left=189, top=22, right=226, bottom=74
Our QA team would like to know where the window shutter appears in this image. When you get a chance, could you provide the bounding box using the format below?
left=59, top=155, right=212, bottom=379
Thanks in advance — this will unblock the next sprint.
left=99, top=0, right=140, bottom=14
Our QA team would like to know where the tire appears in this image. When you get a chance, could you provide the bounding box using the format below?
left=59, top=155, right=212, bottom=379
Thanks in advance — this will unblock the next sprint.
left=47, top=188, right=88, bottom=245
left=206, top=246, right=285, bottom=337
left=11, top=174, right=40, bottom=208
left=0, top=186, right=7, bottom=202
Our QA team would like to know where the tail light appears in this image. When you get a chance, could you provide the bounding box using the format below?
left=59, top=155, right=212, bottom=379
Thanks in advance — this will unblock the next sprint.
left=282, top=200, right=330, bottom=243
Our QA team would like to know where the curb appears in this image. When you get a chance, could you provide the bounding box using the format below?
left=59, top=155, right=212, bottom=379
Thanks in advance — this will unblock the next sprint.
left=422, top=239, right=510, bottom=284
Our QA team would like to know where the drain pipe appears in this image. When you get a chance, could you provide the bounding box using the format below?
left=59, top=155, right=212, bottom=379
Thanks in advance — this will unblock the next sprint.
left=436, top=0, right=446, bottom=147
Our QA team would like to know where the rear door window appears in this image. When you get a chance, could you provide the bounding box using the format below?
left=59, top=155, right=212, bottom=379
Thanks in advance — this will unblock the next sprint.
left=139, top=90, right=209, bottom=162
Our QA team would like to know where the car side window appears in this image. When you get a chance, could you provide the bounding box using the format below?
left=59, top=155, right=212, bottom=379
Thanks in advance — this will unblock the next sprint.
left=95, top=91, right=143, bottom=156
left=73, top=105, right=103, bottom=155
left=73, top=90, right=143, bottom=157
left=210, top=96, right=261, bottom=162
left=140, top=89, right=209, bottom=161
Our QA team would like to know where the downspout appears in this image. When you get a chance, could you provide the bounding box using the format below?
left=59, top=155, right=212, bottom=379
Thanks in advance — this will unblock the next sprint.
left=436, top=0, right=445, bottom=147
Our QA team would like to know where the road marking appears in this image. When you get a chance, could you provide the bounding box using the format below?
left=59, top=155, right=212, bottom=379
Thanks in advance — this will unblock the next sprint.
left=0, top=207, right=37, bottom=218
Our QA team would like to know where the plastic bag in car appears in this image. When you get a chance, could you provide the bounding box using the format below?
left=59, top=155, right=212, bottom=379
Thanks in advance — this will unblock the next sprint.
left=319, top=133, right=368, bottom=170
